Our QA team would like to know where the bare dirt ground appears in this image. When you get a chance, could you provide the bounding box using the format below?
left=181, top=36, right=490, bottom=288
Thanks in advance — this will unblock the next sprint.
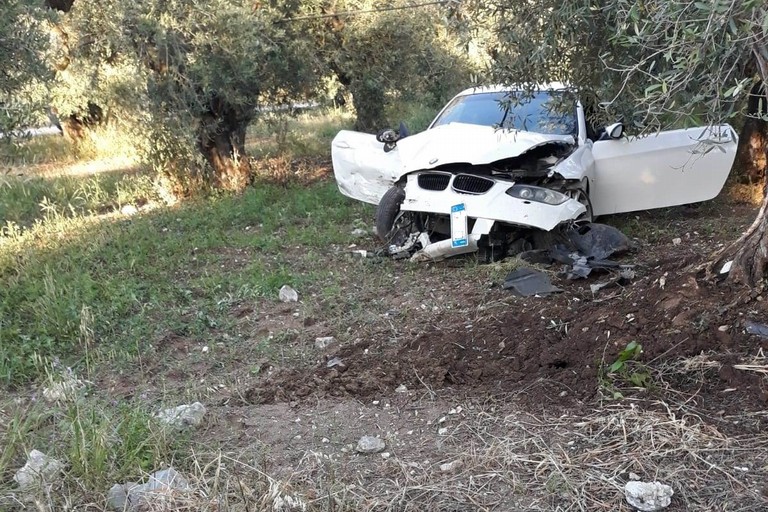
left=95, top=184, right=768, bottom=511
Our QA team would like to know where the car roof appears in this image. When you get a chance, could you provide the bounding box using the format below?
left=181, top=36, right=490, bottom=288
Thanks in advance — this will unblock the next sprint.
left=454, top=83, right=571, bottom=97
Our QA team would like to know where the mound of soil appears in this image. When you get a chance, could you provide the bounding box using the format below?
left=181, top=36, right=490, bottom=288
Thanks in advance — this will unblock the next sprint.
left=247, top=265, right=768, bottom=416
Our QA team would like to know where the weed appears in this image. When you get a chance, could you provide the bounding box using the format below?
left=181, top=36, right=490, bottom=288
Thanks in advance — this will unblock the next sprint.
left=599, top=341, right=652, bottom=398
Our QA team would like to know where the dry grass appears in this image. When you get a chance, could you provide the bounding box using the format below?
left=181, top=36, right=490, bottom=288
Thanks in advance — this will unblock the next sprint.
left=146, top=398, right=766, bottom=512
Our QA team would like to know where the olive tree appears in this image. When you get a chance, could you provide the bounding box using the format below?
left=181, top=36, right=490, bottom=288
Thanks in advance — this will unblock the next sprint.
left=0, top=0, right=50, bottom=147
left=310, top=0, right=477, bottom=132
left=467, top=0, right=768, bottom=287
left=40, top=0, right=318, bottom=192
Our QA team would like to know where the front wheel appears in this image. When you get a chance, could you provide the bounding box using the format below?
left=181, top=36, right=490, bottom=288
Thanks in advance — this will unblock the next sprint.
left=375, top=186, right=423, bottom=248
left=566, top=181, right=593, bottom=224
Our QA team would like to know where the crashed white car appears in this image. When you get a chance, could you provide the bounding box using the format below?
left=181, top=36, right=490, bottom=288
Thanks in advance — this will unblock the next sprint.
left=331, top=84, right=738, bottom=260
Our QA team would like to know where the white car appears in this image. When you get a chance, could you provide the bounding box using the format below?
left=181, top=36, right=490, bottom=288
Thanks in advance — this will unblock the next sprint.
left=331, top=84, right=738, bottom=260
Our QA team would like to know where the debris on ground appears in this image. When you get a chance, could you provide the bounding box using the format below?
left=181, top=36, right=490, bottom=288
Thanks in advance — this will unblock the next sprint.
left=439, top=460, right=463, bottom=473
left=745, top=320, right=768, bottom=338
left=14, top=450, right=65, bottom=492
left=624, top=480, right=674, bottom=512
left=155, top=402, right=207, bottom=429
left=351, top=228, right=368, bottom=237
left=107, top=467, right=192, bottom=512
left=521, top=223, right=635, bottom=280
left=502, top=268, right=563, bottom=297
left=395, top=384, right=408, bottom=393
left=279, top=285, right=299, bottom=303
left=356, top=435, right=386, bottom=454
left=326, top=356, right=345, bottom=368
left=589, top=268, right=636, bottom=294
left=314, top=336, right=335, bottom=350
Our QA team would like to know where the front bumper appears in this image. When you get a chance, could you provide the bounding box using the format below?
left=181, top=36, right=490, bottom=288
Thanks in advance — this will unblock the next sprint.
left=401, top=172, right=585, bottom=231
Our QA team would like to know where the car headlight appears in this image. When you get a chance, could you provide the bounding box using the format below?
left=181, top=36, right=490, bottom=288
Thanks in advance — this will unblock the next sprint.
left=506, top=184, right=568, bottom=205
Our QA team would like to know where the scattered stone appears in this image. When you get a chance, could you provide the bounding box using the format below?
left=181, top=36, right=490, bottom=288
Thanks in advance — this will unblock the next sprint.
left=121, top=204, right=139, bottom=216
left=107, top=467, right=191, bottom=512
left=438, top=427, right=449, bottom=435
left=629, top=472, right=641, bottom=481
left=356, top=436, right=386, bottom=454
left=350, top=249, right=368, bottom=258
left=155, top=402, right=207, bottom=429
left=14, top=450, right=64, bottom=492
left=380, top=452, right=391, bottom=459
left=439, top=460, right=463, bottom=473
left=326, top=356, right=345, bottom=368
left=672, top=238, right=681, bottom=246
left=315, top=336, right=335, bottom=350
left=351, top=228, right=368, bottom=237
left=279, top=285, right=299, bottom=303
left=624, top=481, right=674, bottom=512
left=718, top=325, right=729, bottom=332
left=395, top=384, right=408, bottom=393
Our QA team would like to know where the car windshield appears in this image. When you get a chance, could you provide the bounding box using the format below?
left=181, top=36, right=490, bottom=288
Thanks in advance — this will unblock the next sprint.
left=431, top=91, right=576, bottom=135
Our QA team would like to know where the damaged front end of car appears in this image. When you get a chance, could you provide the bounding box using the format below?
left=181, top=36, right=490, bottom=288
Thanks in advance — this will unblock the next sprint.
left=379, top=140, right=593, bottom=262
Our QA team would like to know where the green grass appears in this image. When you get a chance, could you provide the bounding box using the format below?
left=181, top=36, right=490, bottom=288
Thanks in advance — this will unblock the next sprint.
left=0, top=171, right=160, bottom=229
left=0, top=176, right=370, bottom=385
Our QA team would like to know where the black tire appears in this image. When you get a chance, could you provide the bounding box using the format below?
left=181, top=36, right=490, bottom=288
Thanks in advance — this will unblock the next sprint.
left=375, top=186, right=406, bottom=242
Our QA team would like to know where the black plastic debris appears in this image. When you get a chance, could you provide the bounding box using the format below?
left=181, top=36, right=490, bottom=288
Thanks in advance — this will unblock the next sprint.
left=745, top=320, right=768, bottom=338
left=563, top=223, right=632, bottom=260
left=502, top=268, right=563, bottom=297
left=520, top=223, right=635, bottom=280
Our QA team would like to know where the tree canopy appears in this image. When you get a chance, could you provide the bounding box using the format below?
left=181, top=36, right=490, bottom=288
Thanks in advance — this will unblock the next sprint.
left=0, top=0, right=50, bottom=142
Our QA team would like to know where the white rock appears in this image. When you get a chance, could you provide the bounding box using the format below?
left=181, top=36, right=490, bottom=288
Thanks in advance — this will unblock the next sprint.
left=672, top=238, right=682, bottom=246
left=439, top=460, right=463, bottom=473
left=351, top=228, right=368, bottom=237
left=279, top=285, right=298, bottom=302
left=395, top=384, right=408, bottom=393
left=107, top=467, right=191, bottom=512
left=438, top=427, right=449, bottom=435
left=625, top=481, right=674, bottom=512
left=315, top=336, right=335, bottom=350
left=121, top=204, right=139, bottom=216
left=356, top=436, right=386, bottom=454
left=380, top=452, right=391, bottom=459
left=14, top=450, right=64, bottom=492
left=155, top=402, right=206, bottom=429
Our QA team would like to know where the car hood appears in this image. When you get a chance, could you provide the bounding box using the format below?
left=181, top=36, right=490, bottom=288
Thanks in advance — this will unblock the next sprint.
left=395, top=123, right=574, bottom=175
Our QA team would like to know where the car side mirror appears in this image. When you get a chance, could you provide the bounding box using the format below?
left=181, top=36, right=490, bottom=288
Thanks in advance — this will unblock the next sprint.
left=376, top=123, right=409, bottom=153
left=376, top=129, right=399, bottom=144
left=605, top=122, right=624, bottom=139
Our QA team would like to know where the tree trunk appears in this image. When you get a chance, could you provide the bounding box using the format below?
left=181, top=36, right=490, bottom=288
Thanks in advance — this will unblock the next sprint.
left=197, top=96, right=253, bottom=192
left=733, top=83, right=768, bottom=184
left=44, top=0, right=75, bottom=12
left=350, top=80, right=386, bottom=133
left=715, top=46, right=768, bottom=288
left=59, top=102, right=104, bottom=144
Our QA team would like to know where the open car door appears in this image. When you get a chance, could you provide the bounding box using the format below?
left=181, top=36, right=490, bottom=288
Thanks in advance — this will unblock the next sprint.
left=590, top=125, right=738, bottom=216
left=331, top=130, right=402, bottom=205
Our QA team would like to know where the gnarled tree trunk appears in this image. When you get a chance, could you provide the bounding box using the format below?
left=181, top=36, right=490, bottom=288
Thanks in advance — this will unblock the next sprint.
left=716, top=48, right=768, bottom=288
left=733, top=83, right=768, bottom=184
left=197, top=95, right=253, bottom=192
